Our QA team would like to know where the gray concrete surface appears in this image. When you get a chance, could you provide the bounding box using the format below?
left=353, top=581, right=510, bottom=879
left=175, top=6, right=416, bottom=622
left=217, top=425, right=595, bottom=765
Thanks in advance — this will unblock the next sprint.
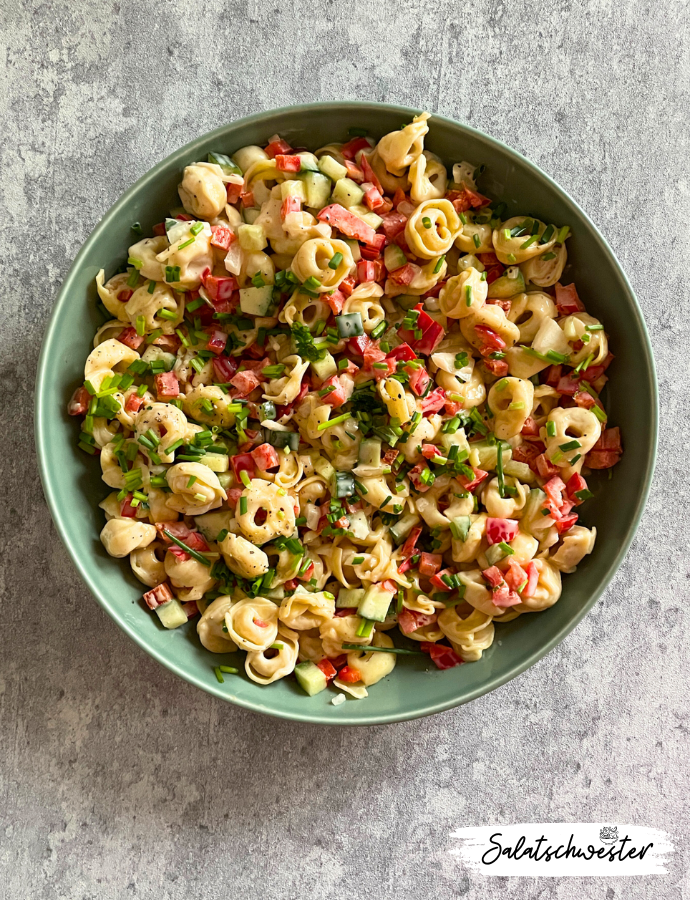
left=1, top=0, right=688, bottom=897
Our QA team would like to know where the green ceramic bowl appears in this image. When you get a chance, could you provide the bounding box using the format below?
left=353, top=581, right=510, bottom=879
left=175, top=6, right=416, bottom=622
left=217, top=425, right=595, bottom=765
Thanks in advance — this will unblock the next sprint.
left=35, top=102, right=657, bottom=725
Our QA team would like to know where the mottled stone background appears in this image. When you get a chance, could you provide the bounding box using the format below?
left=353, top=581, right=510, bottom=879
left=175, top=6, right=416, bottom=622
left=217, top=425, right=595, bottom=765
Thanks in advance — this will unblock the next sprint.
left=1, top=0, right=688, bottom=897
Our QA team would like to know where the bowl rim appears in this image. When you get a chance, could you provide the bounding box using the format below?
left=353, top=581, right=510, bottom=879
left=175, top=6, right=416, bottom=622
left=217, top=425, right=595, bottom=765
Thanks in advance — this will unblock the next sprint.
left=35, top=100, right=658, bottom=725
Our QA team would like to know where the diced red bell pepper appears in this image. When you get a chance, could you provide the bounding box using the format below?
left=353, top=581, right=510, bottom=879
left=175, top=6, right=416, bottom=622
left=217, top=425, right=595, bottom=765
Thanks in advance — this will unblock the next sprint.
left=201, top=269, right=238, bottom=302
left=556, top=373, right=582, bottom=396
left=573, top=390, right=596, bottom=409
left=117, top=327, right=144, bottom=351
left=317, top=204, right=376, bottom=244
left=360, top=153, right=383, bottom=193
left=398, top=608, right=437, bottom=634
left=555, top=513, right=579, bottom=534
left=154, top=371, right=180, bottom=400
left=152, top=333, right=182, bottom=353
left=408, top=462, right=433, bottom=493
left=345, top=160, right=365, bottom=183
left=485, top=518, right=519, bottom=546
left=319, top=374, right=350, bottom=408
left=265, top=137, right=293, bottom=158
left=229, top=369, right=261, bottom=396
left=421, top=387, right=446, bottom=415
left=586, top=427, right=622, bottom=469
left=205, top=329, right=228, bottom=355
left=357, top=259, right=378, bottom=283
left=316, top=659, right=338, bottom=682
left=521, top=416, right=540, bottom=436
left=387, top=342, right=417, bottom=362
left=325, top=289, right=346, bottom=315
left=339, top=275, right=357, bottom=296
left=120, top=493, right=137, bottom=518
left=401, top=361, right=428, bottom=390
left=212, top=356, right=239, bottom=383
left=380, top=211, right=408, bottom=240
left=143, top=583, right=173, bottom=610
left=68, top=386, right=91, bottom=416
left=250, top=443, right=280, bottom=472
left=485, top=265, right=504, bottom=286
left=522, top=561, right=539, bottom=598
left=389, top=263, right=417, bottom=285
left=429, top=569, right=456, bottom=593
left=298, top=561, right=315, bottom=582
left=372, top=359, right=397, bottom=381
left=399, top=526, right=422, bottom=560
left=535, top=453, right=560, bottom=479
left=281, top=196, right=302, bottom=219
left=363, top=184, right=385, bottom=211
left=210, top=224, right=235, bottom=251
left=504, top=558, right=529, bottom=592
left=348, top=334, right=369, bottom=357
left=483, top=358, right=509, bottom=377
left=566, top=472, right=588, bottom=503
left=421, top=443, right=442, bottom=460
left=360, top=243, right=382, bottom=261
left=543, top=475, right=567, bottom=509
left=226, top=182, right=242, bottom=204
left=492, top=582, right=522, bottom=608
left=231, top=453, right=256, bottom=482
left=340, top=136, right=372, bottom=159
left=240, top=189, right=255, bottom=208
left=555, top=282, right=585, bottom=316
left=397, top=304, right=446, bottom=356
left=125, top=392, right=144, bottom=414
left=338, top=665, right=363, bottom=683
left=457, top=467, right=489, bottom=492
left=421, top=642, right=463, bottom=669
left=275, top=154, right=301, bottom=173
left=392, top=188, right=407, bottom=207
left=482, top=566, right=504, bottom=588
left=362, top=338, right=387, bottom=370
left=419, top=552, right=443, bottom=576
left=474, top=324, right=506, bottom=351
left=543, top=364, right=562, bottom=388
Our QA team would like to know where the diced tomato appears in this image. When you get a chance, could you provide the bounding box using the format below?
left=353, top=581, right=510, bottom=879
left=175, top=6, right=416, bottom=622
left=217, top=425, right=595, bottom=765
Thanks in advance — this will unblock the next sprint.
left=573, top=390, right=596, bottom=409
left=407, top=462, right=434, bottom=493
left=492, top=582, right=522, bottom=608
left=400, top=526, right=422, bottom=560
left=555, top=513, right=579, bottom=534
left=334, top=607, right=357, bottom=617
left=240, top=189, right=255, bottom=208
left=316, top=658, right=337, bottom=682
left=226, top=182, right=242, bottom=204
left=152, top=333, right=182, bottom=353
left=265, top=137, right=292, bottom=158
left=457, top=467, right=488, bottom=492
left=372, top=358, right=397, bottom=381
left=357, top=259, right=378, bottom=283
left=204, top=329, right=228, bottom=356
left=387, top=342, right=417, bottom=362
left=231, top=453, right=256, bottom=482
left=422, top=642, right=464, bottom=669
left=68, top=385, right=91, bottom=416
left=566, top=472, right=588, bottom=503
left=389, top=263, right=417, bottom=285
left=522, top=561, right=539, bottom=598
left=325, top=289, right=346, bottom=315
left=485, top=517, right=519, bottom=546
left=143, top=583, right=173, bottom=610
left=421, top=443, right=442, bottom=460
left=555, top=282, right=585, bottom=316
left=543, top=365, right=562, bottom=387
left=201, top=271, right=238, bottom=303
left=360, top=153, right=383, bottom=193
left=348, top=334, right=369, bottom=357
left=398, top=608, right=437, bottom=634
left=363, top=231, right=387, bottom=251
left=504, top=558, right=528, bottom=592
left=338, top=665, right=362, bottom=683
left=319, top=374, right=352, bottom=408
left=117, top=327, right=144, bottom=351
left=474, top=324, right=506, bottom=352
left=212, top=356, right=239, bottom=383
left=397, top=305, right=445, bottom=356
left=281, top=196, right=302, bottom=220
left=229, top=369, right=261, bottom=396
left=556, top=373, right=582, bottom=396
left=535, top=453, right=560, bottom=479
left=429, top=569, right=456, bottom=592
left=345, top=160, right=364, bottom=183
left=419, top=552, right=443, bottom=576
left=481, top=566, right=504, bottom=588
left=317, top=204, right=376, bottom=243
left=420, top=387, right=446, bottom=415
left=586, top=427, right=622, bottom=469
left=402, top=367, right=428, bottom=400
left=392, top=188, right=407, bottom=207
left=298, top=561, right=315, bottom=581
left=521, top=416, right=540, bottom=437
left=339, top=275, right=357, bottom=296
left=210, top=224, right=235, bottom=251
left=119, top=493, right=137, bottom=518
left=340, top=136, right=372, bottom=159
left=275, top=154, right=301, bottom=173
left=593, top=426, right=622, bottom=452
left=483, top=357, right=510, bottom=377
left=154, top=371, right=180, bottom=400
left=124, top=392, right=144, bottom=414
left=543, top=475, right=566, bottom=508
left=250, top=443, right=280, bottom=472
left=362, top=338, right=387, bottom=370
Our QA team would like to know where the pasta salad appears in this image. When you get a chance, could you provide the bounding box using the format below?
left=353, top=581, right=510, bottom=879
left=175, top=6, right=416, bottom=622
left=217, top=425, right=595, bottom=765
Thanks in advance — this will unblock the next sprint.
left=68, top=112, right=622, bottom=701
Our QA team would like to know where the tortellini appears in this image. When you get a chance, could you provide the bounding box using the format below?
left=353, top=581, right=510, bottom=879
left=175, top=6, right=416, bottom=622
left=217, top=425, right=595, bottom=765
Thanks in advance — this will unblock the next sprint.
left=376, top=112, right=430, bottom=176
left=405, top=199, right=461, bottom=259
left=488, top=376, right=534, bottom=439
left=224, top=596, right=279, bottom=652
left=100, top=519, right=156, bottom=558
left=290, top=238, right=354, bottom=291
left=439, top=266, right=487, bottom=318
left=544, top=407, right=602, bottom=469
left=236, top=480, right=296, bottom=544
left=178, top=162, right=228, bottom=220
left=492, top=217, right=557, bottom=265
left=166, top=462, right=227, bottom=516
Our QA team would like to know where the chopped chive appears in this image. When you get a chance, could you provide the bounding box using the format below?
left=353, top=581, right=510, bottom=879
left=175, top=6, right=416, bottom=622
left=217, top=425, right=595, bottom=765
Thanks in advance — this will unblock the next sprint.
left=540, top=252, right=557, bottom=260
left=190, top=222, right=204, bottom=235
left=503, top=229, right=511, bottom=240
left=341, top=644, right=424, bottom=656
left=496, top=441, right=506, bottom=499
left=356, top=618, right=375, bottom=638
left=559, top=440, right=581, bottom=452
left=586, top=323, right=604, bottom=332
left=434, top=254, right=446, bottom=274
left=546, top=420, right=557, bottom=437
left=240, top=470, right=251, bottom=487
left=328, top=251, right=344, bottom=270
left=465, top=284, right=473, bottom=307
left=165, top=265, right=181, bottom=283
left=575, top=488, right=594, bottom=502
left=422, top=216, right=432, bottom=229
left=352, top=556, right=365, bottom=564
left=186, top=475, right=198, bottom=489
left=163, top=529, right=211, bottom=566
left=507, top=253, right=517, bottom=264
left=591, top=405, right=608, bottom=423
left=459, top=212, right=468, bottom=225
left=303, top=275, right=322, bottom=290
left=472, top=233, right=481, bottom=249
left=570, top=453, right=581, bottom=464
left=177, top=237, right=195, bottom=250
left=126, top=269, right=140, bottom=288
left=557, top=225, right=570, bottom=244
left=520, top=234, right=539, bottom=250
left=370, top=319, right=387, bottom=340
left=541, top=224, right=555, bottom=244
left=214, top=667, right=225, bottom=683
left=135, top=315, right=146, bottom=336
left=354, top=480, right=368, bottom=495
left=219, top=665, right=239, bottom=674
left=239, top=495, right=248, bottom=515
left=317, top=412, right=351, bottom=431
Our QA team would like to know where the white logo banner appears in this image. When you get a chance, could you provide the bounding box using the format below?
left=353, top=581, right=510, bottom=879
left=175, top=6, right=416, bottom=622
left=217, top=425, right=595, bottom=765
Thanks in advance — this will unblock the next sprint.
left=449, top=823, right=673, bottom=876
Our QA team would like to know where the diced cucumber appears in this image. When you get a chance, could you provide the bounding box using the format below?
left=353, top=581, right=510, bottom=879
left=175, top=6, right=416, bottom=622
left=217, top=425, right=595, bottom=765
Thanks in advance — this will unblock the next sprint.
left=348, top=510, right=369, bottom=540
left=337, top=588, right=365, bottom=608
left=334, top=471, right=355, bottom=498
left=485, top=543, right=511, bottom=566
left=468, top=439, right=513, bottom=472
left=300, top=171, right=332, bottom=209
left=487, top=266, right=526, bottom=298
left=384, top=244, right=408, bottom=272
left=389, top=513, right=421, bottom=544
left=457, top=253, right=485, bottom=273
left=358, top=582, right=395, bottom=623
left=504, top=459, right=535, bottom=483
left=344, top=238, right=361, bottom=262
left=294, top=660, right=328, bottom=696
left=238, top=223, right=267, bottom=251
left=266, top=430, right=300, bottom=451
left=217, top=472, right=232, bottom=490
left=332, top=177, right=365, bottom=209
left=296, top=152, right=320, bottom=172
left=207, top=151, right=243, bottom=177
left=336, top=312, right=364, bottom=338
left=243, top=208, right=261, bottom=225
left=451, top=515, right=471, bottom=541
left=310, top=350, right=337, bottom=383
left=239, top=285, right=275, bottom=316
left=259, top=400, right=276, bottom=420
left=199, top=453, right=229, bottom=473
left=141, top=346, right=176, bottom=371
left=350, top=205, right=382, bottom=230
left=318, top=154, right=348, bottom=182
left=155, top=598, right=188, bottom=629
left=195, top=510, right=234, bottom=541
left=359, top=439, right=382, bottom=467
left=313, top=455, right=336, bottom=484
left=281, top=179, right=307, bottom=202
left=395, top=294, right=421, bottom=311
left=264, top=586, right=285, bottom=602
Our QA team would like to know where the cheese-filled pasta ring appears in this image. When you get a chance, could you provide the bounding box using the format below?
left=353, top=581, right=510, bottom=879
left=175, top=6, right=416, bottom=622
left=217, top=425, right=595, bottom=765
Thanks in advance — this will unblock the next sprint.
left=460, top=303, right=521, bottom=352
left=219, top=533, right=269, bottom=580
left=236, top=479, right=296, bottom=544
left=366, top=149, right=410, bottom=193
left=488, top=376, right=534, bottom=439
left=278, top=586, right=335, bottom=631
left=508, top=292, right=557, bottom=343
left=342, top=296, right=385, bottom=334
left=514, top=558, right=562, bottom=612
left=183, top=385, right=238, bottom=428
left=178, top=162, right=227, bottom=220
left=155, top=222, right=213, bottom=290
left=197, top=595, right=238, bottom=653
left=481, top=476, right=529, bottom=519
left=135, top=402, right=189, bottom=464
left=439, top=266, right=487, bottom=318
left=130, top=542, right=167, bottom=587
left=164, top=551, right=216, bottom=601
left=100, top=441, right=148, bottom=490
left=544, top=407, right=602, bottom=468
left=438, top=607, right=495, bottom=662
left=550, top=525, right=597, bottom=573
left=436, top=366, right=486, bottom=409
left=492, top=217, right=557, bottom=265
left=84, top=338, right=139, bottom=392
left=128, top=236, right=168, bottom=282
left=319, top=614, right=373, bottom=659
left=451, top=513, right=487, bottom=564
left=279, top=292, right=331, bottom=330
left=520, top=243, right=567, bottom=287
left=290, top=238, right=354, bottom=291
left=262, top=355, right=310, bottom=406
left=165, top=462, right=227, bottom=516
left=561, top=312, right=608, bottom=366
left=454, top=211, right=493, bottom=254
left=345, top=631, right=397, bottom=686
left=100, top=519, right=156, bottom=558
left=376, top=112, right=430, bottom=176
left=125, top=282, right=180, bottom=333
left=95, top=270, right=134, bottom=322
left=224, top=596, right=279, bottom=652
left=405, top=199, right=461, bottom=259
left=458, top=569, right=503, bottom=617
left=245, top=626, right=299, bottom=685
left=409, top=151, right=448, bottom=203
